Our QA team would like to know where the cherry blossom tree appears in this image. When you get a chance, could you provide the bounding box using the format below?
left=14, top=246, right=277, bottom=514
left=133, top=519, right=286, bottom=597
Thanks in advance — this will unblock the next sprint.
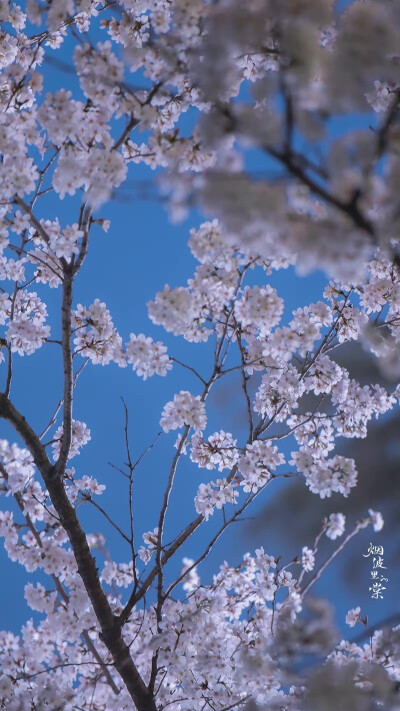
left=0, top=0, right=400, bottom=710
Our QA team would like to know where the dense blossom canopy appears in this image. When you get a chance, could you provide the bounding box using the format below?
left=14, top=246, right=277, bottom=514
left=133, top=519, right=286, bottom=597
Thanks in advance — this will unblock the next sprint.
left=0, top=0, right=399, bottom=709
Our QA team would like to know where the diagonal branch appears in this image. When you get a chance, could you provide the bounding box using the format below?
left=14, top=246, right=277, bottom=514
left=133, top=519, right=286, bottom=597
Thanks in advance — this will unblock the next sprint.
left=265, top=144, right=376, bottom=238
left=0, top=461, right=120, bottom=696
left=217, top=105, right=376, bottom=239
left=0, top=393, right=157, bottom=711
left=300, top=519, right=369, bottom=600
left=113, top=81, right=164, bottom=152
left=14, top=197, right=52, bottom=247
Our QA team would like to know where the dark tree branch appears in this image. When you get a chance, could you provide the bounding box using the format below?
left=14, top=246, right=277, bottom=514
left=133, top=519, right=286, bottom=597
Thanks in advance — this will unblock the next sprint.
left=265, top=144, right=376, bottom=238
left=0, top=461, right=121, bottom=696
left=0, top=393, right=157, bottom=711
left=55, top=271, right=74, bottom=477
left=217, top=105, right=376, bottom=240
left=113, top=81, right=163, bottom=151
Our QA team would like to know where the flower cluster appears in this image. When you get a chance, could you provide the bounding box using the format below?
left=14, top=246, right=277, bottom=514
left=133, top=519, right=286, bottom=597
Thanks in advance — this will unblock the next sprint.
left=126, top=333, right=172, bottom=379
left=326, top=513, right=346, bottom=540
left=234, top=285, right=284, bottom=337
left=190, top=431, right=239, bottom=471
left=237, top=440, right=285, bottom=493
left=4, top=290, right=50, bottom=356
left=138, top=527, right=159, bottom=564
left=160, top=391, right=207, bottom=433
left=254, top=365, right=306, bottom=422
left=194, top=479, right=239, bottom=520
left=52, top=420, right=91, bottom=462
left=72, top=300, right=125, bottom=366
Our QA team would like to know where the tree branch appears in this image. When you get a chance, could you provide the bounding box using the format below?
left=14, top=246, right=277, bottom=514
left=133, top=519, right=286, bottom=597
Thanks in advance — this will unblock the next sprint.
left=0, top=394, right=157, bottom=711
left=55, top=271, right=74, bottom=477
left=0, top=461, right=121, bottom=696
left=300, top=519, right=369, bottom=600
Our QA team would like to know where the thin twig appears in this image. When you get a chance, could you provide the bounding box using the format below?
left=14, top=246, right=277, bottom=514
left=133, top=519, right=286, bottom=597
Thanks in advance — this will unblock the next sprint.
left=83, top=494, right=132, bottom=545
left=300, top=519, right=370, bottom=599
